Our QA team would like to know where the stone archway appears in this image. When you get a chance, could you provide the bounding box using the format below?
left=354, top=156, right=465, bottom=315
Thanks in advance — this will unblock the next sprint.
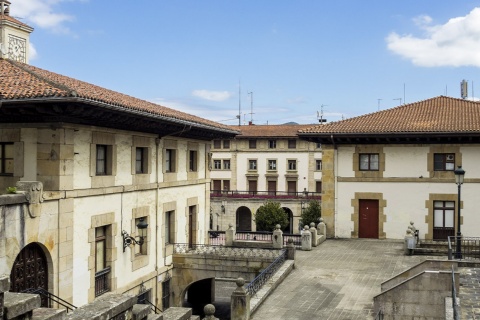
left=10, top=242, right=49, bottom=306
left=282, top=207, right=293, bottom=233
left=236, top=206, right=252, bottom=231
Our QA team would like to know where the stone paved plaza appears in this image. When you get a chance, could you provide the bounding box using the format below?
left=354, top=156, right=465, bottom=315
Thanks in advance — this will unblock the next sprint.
left=251, top=239, right=438, bottom=320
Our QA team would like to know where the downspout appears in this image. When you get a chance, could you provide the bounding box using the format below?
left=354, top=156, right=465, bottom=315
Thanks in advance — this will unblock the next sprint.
left=155, top=136, right=160, bottom=307
left=330, top=135, right=338, bottom=238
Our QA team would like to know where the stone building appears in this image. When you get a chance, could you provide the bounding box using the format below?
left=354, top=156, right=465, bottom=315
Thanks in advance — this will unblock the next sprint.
left=299, top=96, right=480, bottom=240
left=0, top=1, right=238, bottom=309
left=210, top=124, right=322, bottom=233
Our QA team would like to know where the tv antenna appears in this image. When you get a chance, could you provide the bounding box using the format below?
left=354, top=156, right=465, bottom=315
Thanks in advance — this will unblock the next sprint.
left=393, top=98, right=402, bottom=105
left=317, top=104, right=327, bottom=124
left=377, top=99, right=382, bottom=111
left=248, top=92, right=254, bottom=124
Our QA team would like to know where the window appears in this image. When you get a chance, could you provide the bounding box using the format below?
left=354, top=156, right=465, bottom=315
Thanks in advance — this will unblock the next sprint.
left=212, top=179, right=221, bottom=191
left=213, top=140, right=221, bottom=149
left=223, top=160, right=231, bottom=170
left=268, top=160, right=277, bottom=170
left=288, top=140, right=296, bottom=149
left=223, top=180, right=230, bottom=191
left=268, top=180, right=277, bottom=195
left=134, top=217, right=148, bottom=256
left=165, top=211, right=175, bottom=245
left=268, top=140, right=276, bottom=149
left=249, top=160, right=257, bottom=170
left=248, top=180, right=257, bottom=194
left=189, top=150, right=197, bottom=172
left=223, top=140, right=230, bottom=149
left=249, top=140, right=257, bottom=149
left=316, top=181, right=322, bottom=193
left=288, top=160, right=297, bottom=170
left=287, top=181, right=297, bottom=194
left=433, top=200, right=455, bottom=240
left=213, top=160, right=221, bottom=169
left=316, top=142, right=322, bottom=149
left=316, top=160, right=322, bottom=171
left=96, top=145, right=108, bottom=175
left=0, top=142, right=14, bottom=175
left=359, top=154, right=379, bottom=171
left=434, top=153, right=455, bottom=171
left=95, top=226, right=110, bottom=297
left=162, top=278, right=170, bottom=310
left=135, top=147, right=148, bottom=174
left=165, top=149, right=176, bottom=172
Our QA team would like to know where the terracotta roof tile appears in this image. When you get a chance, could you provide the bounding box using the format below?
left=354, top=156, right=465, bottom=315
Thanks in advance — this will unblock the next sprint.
left=299, top=96, right=480, bottom=135
left=232, top=124, right=316, bottom=138
left=0, top=14, right=33, bottom=29
left=0, top=58, right=236, bottom=132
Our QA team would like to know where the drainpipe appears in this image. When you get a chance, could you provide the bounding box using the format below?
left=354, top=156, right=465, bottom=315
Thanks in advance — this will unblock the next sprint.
left=330, top=135, right=338, bottom=238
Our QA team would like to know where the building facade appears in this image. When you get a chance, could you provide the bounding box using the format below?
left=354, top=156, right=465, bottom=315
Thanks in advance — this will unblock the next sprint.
left=210, top=125, right=322, bottom=233
left=0, top=37, right=237, bottom=309
left=299, top=96, right=480, bottom=240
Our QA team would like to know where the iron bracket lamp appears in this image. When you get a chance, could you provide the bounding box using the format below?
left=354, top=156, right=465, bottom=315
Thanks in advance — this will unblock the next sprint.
left=122, top=217, right=148, bottom=252
left=221, top=199, right=227, bottom=213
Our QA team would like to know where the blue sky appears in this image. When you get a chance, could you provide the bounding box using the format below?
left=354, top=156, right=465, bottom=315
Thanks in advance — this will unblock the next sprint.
left=11, top=0, right=480, bottom=125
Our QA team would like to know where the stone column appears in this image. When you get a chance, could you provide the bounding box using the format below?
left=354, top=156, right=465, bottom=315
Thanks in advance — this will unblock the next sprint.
left=317, top=218, right=326, bottom=236
left=0, top=275, right=10, bottom=319
left=231, top=278, right=250, bottom=320
left=203, top=304, right=219, bottom=320
left=301, top=226, right=312, bottom=251
left=226, top=223, right=234, bottom=247
left=272, top=224, right=283, bottom=249
left=309, top=222, right=318, bottom=247
left=287, top=239, right=296, bottom=260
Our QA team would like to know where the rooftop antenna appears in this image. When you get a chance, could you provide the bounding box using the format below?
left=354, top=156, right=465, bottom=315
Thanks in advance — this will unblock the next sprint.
left=461, top=80, right=468, bottom=99
left=317, top=104, right=327, bottom=124
left=403, top=83, right=406, bottom=105
left=393, top=98, right=402, bottom=105
left=377, top=99, right=382, bottom=111
left=473, top=81, right=475, bottom=101
left=247, top=91, right=254, bottom=124
left=238, top=80, right=241, bottom=126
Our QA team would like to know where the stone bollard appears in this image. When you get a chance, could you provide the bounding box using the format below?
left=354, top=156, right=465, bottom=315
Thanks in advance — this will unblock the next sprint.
left=203, top=304, right=219, bottom=320
left=309, top=222, right=318, bottom=247
left=317, top=218, right=326, bottom=236
left=231, top=278, right=250, bottom=320
left=0, top=275, right=10, bottom=319
left=404, top=229, right=415, bottom=255
left=301, top=226, right=312, bottom=251
left=226, top=223, right=234, bottom=246
left=287, top=238, right=296, bottom=260
left=273, top=224, right=283, bottom=249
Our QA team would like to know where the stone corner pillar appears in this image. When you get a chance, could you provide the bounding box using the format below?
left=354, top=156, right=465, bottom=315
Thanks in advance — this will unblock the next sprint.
left=309, top=222, right=318, bottom=247
left=317, top=218, right=326, bottom=236
left=301, top=226, right=312, bottom=251
left=272, top=224, right=283, bottom=249
left=226, top=223, right=234, bottom=246
left=287, top=239, right=296, bottom=260
left=203, top=304, right=219, bottom=320
left=231, top=278, right=250, bottom=320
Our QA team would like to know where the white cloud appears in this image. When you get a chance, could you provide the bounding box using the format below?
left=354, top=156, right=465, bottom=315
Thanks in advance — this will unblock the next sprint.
left=386, top=7, right=480, bottom=67
left=10, top=0, right=75, bottom=33
left=29, top=42, right=38, bottom=60
left=192, top=90, right=232, bottom=102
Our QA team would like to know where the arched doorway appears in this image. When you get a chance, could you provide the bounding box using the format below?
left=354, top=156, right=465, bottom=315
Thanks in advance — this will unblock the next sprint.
left=10, top=243, right=49, bottom=306
left=236, top=206, right=252, bottom=231
left=282, top=207, right=293, bottom=233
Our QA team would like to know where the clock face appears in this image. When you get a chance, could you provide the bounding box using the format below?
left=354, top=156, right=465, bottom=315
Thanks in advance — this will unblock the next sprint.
left=8, top=35, right=26, bottom=63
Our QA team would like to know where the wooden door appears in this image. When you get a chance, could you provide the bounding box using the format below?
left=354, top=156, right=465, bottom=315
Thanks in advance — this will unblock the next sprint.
left=10, top=243, right=49, bottom=307
left=212, top=180, right=221, bottom=192
left=268, top=181, right=276, bottom=195
left=358, top=199, right=379, bottom=238
left=248, top=180, right=257, bottom=195
left=287, top=181, right=297, bottom=194
left=433, top=201, right=455, bottom=240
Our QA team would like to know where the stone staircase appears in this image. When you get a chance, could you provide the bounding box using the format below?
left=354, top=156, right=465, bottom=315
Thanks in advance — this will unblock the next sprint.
left=413, top=240, right=450, bottom=256
left=0, top=275, right=199, bottom=320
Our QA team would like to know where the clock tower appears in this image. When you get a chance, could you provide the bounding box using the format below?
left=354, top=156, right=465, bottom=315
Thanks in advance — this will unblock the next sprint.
left=0, top=0, right=34, bottom=64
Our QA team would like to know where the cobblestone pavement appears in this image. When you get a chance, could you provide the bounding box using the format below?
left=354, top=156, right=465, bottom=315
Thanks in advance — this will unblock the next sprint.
left=459, top=268, right=480, bottom=319
left=251, top=239, right=438, bottom=320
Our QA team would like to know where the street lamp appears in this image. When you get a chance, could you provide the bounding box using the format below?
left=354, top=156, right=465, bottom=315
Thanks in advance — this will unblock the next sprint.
left=122, top=217, right=148, bottom=252
left=454, top=165, right=465, bottom=259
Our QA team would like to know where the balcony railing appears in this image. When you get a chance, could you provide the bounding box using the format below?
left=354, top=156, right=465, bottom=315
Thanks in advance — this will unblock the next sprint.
left=448, top=236, right=480, bottom=260
left=208, top=230, right=302, bottom=248
left=95, top=266, right=111, bottom=297
left=210, top=190, right=321, bottom=200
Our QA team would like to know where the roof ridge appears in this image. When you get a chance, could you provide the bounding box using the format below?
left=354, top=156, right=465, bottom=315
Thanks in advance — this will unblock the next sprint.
left=5, top=59, right=77, bottom=97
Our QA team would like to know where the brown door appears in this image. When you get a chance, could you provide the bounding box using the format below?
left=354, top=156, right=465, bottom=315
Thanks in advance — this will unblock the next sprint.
left=433, top=201, right=455, bottom=240
left=268, top=181, right=276, bottom=195
left=248, top=180, right=257, bottom=195
left=212, top=180, right=221, bottom=192
left=10, top=243, right=49, bottom=307
left=287, top=181, right=297, bottom=195
left=359, top=199, right=379, bottom=238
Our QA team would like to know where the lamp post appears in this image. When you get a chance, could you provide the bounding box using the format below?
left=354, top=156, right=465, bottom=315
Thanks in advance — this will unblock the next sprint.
left=454, top=165, right=465, bottom=259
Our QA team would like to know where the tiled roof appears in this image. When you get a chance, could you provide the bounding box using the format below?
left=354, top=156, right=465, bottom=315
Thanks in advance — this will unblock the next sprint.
left=0, top=58, right=237, bottom=133
left=299, top=96, right=480, bottom=135
left=232, top=124, right=316, bottom=138
left=0, top=14, right=33, bottom=30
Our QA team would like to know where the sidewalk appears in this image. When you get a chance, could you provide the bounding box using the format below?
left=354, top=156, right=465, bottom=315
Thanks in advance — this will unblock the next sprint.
left=251, top=239, right=438, bottom=320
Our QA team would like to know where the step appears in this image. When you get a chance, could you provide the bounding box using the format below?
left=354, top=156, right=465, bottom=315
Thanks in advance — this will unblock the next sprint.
left=189, top=316, right=200, bottom=320
left=4, top=292, right=41, bottom=320
left=132, top=304, right=151, bottom=320
left=413, top=248, right=449, bottom=256
left=161, top=307, right=192, bottom=320
left=32, top=307, right=67, bottom=320
left=147, top=313, right=164, bottom=320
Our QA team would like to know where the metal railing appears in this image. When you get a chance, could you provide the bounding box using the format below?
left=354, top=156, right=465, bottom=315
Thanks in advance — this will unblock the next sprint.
left=236, top=231, right=272, bottom=241
left=208, top=230, right=302, bottom=248
left=245, top=249, right=287, bottom=296
left=95, top=266, right=111, bottom=297
left=146, top=299, right=162, bottom=314
left=21, top=288, right=77, bottom=312
left=210, top=190, right=321, bottom=200
left=448, top=236, right=480, bottom=260
left=173, top=243, right=284, bottom=259
left=451, top=265, right=460, bottom=320
left=208, top=230, right=226, bottom=245
left=283, top=234, right=302, bottom=248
